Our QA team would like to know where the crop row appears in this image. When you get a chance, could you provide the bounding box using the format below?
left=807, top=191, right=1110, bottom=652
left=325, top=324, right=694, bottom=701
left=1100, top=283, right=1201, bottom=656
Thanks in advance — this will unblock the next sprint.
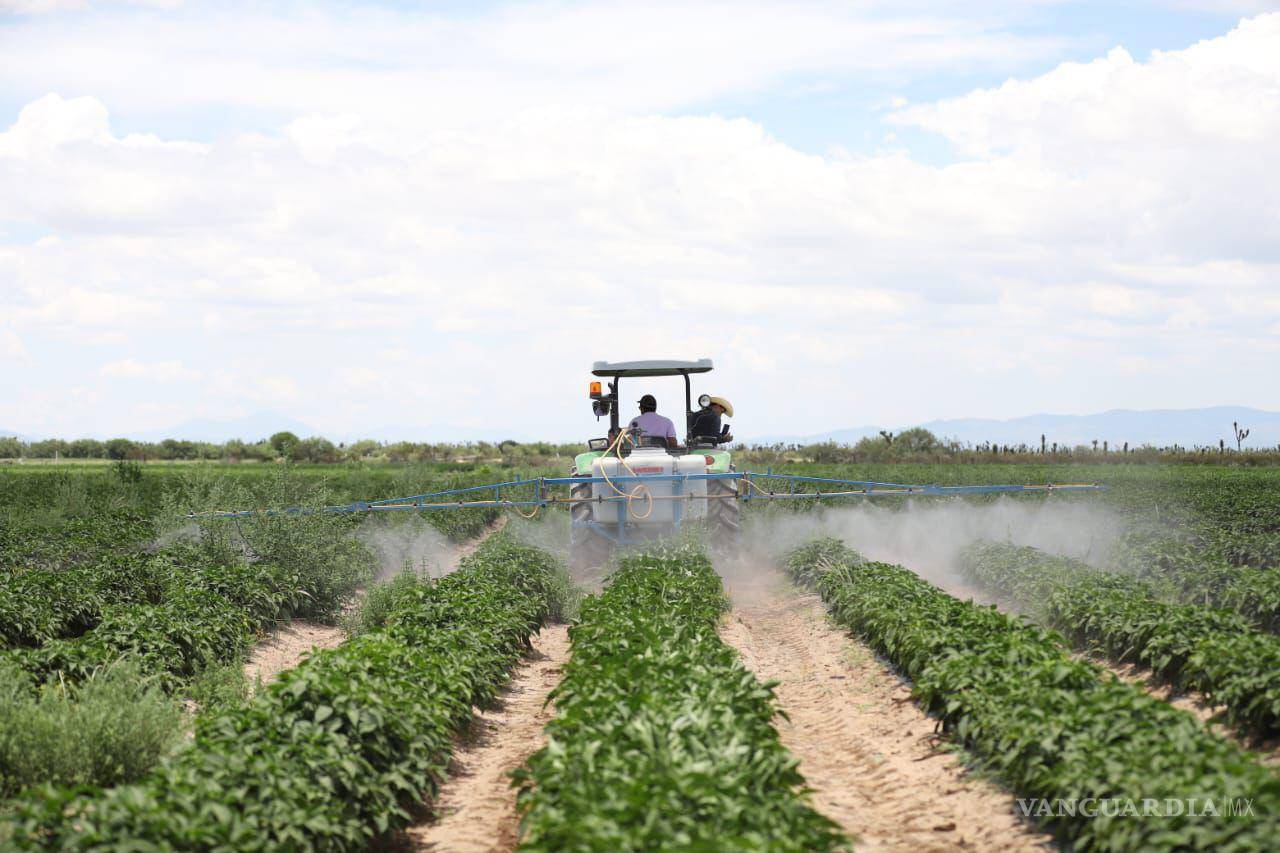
left=958, top=541, right=1280, bottom=735
left=515, top=546, right=845, bottom=851
left=0, top=550, right=307, bottom=693
left=786, top=539, right=1280, bottom=851
left=0, top=473, right=499, bottom=656
left=1109, top=529, right=1280, bottom=633
left=1, top=511, right=156, bottom=575
left=0, top=552, right=158, bottom=648
left=1, top=480, right=379, bottom=689
left=2, top=532, right=563, bottom=850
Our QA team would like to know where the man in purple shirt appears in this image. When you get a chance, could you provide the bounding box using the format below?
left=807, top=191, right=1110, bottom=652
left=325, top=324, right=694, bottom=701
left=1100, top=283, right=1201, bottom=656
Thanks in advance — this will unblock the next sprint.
left=628, top=394, right=678, bottom=445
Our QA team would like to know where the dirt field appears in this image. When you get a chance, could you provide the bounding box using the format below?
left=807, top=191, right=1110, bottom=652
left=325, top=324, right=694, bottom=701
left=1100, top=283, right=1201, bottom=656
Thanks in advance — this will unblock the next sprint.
left=409, top=625, right=570, bottom=851
left=411, top=562, right=1060, bottom=851
left=718, top=566, right=1054, bottom=851
left=243, top=621, right=347, bottom=687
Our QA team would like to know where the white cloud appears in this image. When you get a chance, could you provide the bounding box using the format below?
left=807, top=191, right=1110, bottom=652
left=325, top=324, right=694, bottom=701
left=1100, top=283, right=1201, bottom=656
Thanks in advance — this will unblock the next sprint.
left=0, top=2, right=1070, bottom=129
left=1, top=8, right=1279, bottom=436
left=1, top=1, right=180, bottom=14
left=203, top=370, right=303, bottom=405
left=1, top=329, right=31, bottom=362
left=894, top=16, right=1280, bottom=156
left=99, top=358, right=198, bottom=381
left=11, top=284, right=167, bottom=328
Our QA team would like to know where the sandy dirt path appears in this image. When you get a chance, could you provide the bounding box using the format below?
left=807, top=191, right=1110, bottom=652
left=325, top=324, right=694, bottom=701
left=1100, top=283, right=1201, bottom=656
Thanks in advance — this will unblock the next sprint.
left=409, top=624, right=570, bottom=851
left=719, top=567, right=1054, bottom=852
left=243, top=620, right=347, bottom=687
left=243, top=516, right=511, bottom=689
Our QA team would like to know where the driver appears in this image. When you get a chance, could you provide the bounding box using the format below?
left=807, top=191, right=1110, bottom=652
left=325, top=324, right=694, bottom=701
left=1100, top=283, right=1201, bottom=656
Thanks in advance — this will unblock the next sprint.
left=691, top=395, right=734, bottom=444
left=628, top=394, right=678, bottom=446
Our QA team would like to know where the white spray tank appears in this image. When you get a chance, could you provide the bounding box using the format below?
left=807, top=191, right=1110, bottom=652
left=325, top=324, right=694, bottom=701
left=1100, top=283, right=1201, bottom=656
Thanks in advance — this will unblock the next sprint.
left=590, top=446, right=708, bottom=524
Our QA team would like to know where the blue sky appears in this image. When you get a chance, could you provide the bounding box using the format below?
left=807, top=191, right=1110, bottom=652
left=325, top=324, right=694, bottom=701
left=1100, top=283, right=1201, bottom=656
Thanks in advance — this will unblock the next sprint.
left=691, top=1, right=1253, bottom=156
left=2, top=0, right=1279, bottom=441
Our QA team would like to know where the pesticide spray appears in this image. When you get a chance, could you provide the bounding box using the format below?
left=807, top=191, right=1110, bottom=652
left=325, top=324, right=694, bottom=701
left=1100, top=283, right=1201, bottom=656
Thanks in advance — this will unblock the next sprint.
left=722, top=496, right=1125, bottom=602
left=357, top=516, right=456, bottom=580
left=357, top=511, right=573, bottom=583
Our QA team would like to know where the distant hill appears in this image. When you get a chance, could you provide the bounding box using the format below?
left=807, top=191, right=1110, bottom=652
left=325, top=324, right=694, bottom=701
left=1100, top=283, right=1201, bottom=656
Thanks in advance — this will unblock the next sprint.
left=752, top=406, right=1280, bottom=450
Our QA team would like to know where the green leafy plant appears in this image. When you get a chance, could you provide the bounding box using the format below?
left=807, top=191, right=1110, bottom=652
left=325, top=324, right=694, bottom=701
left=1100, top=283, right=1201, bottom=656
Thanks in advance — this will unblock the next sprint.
left=958, top=541, right=1280, bottom=734
left=1, top=533, right=568, bottom=850
left=786, top=538, right=1280, bottom=850
left=515, top=544, right=846, bottom=851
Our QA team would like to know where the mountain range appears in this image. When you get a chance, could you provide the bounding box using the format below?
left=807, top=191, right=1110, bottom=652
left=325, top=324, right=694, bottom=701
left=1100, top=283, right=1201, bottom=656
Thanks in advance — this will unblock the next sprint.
left=752, top=406, right=1280, bottom=449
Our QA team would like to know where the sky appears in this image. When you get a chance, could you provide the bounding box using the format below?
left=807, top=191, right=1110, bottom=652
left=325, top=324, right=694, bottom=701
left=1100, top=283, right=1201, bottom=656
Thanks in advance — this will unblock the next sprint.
left=1, top=0, right=1279, bottom=442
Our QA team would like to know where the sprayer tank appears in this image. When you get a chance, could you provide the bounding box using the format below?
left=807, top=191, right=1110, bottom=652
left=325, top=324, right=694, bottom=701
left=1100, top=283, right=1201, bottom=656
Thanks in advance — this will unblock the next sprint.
left=589, top=447, right=709, bottom=524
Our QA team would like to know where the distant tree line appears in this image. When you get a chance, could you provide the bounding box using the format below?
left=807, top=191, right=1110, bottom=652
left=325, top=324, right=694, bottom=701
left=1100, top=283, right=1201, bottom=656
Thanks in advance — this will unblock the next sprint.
left=0, top=431, right=583, bottom=465
left=2, top=426, right=1276, bottom=466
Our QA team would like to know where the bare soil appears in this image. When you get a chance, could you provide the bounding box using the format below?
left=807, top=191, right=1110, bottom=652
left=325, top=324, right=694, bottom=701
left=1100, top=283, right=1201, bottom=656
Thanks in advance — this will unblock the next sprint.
left=243, top=620, right=346, bottom=688
left=719, top=566, right=1054, bottom=852
left=409, top=624, right=570, bottom=851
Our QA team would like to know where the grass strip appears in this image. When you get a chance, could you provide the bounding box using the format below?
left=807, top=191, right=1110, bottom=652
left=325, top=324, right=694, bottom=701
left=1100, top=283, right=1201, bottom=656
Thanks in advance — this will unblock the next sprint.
left=515, top=544, right=846, bottom=851
left=786, top=538, right=1280, bottom=851
left=1, top=532, right=565, bottom=850
left=959, top=541, right=1280, bottom=735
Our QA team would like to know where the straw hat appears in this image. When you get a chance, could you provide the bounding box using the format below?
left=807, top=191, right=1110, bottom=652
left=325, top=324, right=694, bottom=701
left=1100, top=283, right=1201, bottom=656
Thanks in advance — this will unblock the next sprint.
left=708, top=396, right=734, bottom=417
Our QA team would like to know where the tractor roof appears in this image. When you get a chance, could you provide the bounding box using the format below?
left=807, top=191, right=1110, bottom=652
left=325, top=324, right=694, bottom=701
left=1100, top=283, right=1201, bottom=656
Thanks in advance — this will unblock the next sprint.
left=591, top=359, right=713, bottom=378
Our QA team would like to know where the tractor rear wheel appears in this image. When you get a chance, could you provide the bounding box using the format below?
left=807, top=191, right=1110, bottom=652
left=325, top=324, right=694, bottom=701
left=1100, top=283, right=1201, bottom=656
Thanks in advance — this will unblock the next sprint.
left=707, top=474, right=740, bottom=553
left=569, top=476, right=612, bottom=572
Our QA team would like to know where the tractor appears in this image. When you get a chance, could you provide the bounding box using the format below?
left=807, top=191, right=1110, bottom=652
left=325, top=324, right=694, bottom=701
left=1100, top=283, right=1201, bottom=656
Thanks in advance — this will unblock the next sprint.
left=568, top=359, right=739, bottom=569
left=194, top=362, right=1105, bottom=565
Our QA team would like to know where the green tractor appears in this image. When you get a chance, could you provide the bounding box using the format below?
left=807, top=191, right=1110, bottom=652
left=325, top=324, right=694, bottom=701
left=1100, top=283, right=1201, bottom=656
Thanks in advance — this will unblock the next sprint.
left=568, top=359, right=739, bottom=569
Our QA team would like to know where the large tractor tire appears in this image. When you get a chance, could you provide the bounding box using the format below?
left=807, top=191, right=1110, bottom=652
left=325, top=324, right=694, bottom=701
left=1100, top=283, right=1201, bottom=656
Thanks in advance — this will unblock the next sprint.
left=569, top=476, right=612, bottom=573
left=707, top=474, right=740, bottom=554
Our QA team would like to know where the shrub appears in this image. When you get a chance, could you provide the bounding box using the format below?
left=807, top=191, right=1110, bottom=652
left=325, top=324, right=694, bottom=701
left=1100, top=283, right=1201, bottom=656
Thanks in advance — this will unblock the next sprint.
left=0, top=661, right=184, bottom=798
left=341, top=569, right=432, bottom=637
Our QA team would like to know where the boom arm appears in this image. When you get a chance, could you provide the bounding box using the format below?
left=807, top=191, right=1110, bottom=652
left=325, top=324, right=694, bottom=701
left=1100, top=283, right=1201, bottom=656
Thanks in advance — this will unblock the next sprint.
left=190, top=472, right=1105, bottom=519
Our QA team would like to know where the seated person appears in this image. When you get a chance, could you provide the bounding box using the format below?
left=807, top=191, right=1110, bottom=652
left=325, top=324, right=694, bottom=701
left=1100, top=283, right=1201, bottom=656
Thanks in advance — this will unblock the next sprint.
left=690, top=395, right=734, bottom=444
left=628, top=394, right=678, bottom=446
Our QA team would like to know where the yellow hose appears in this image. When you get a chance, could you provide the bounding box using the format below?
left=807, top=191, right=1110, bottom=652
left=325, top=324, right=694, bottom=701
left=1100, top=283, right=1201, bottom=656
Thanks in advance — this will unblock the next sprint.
left=742, top=473, right=772, bottom=497
left=595, top=428, right=655, bottom=520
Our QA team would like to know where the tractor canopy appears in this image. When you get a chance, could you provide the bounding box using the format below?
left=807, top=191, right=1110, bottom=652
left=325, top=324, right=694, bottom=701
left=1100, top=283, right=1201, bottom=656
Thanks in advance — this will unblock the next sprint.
left=592, top=359, right=713, bottom=377
left=588, top=359, right=717, bottom=445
